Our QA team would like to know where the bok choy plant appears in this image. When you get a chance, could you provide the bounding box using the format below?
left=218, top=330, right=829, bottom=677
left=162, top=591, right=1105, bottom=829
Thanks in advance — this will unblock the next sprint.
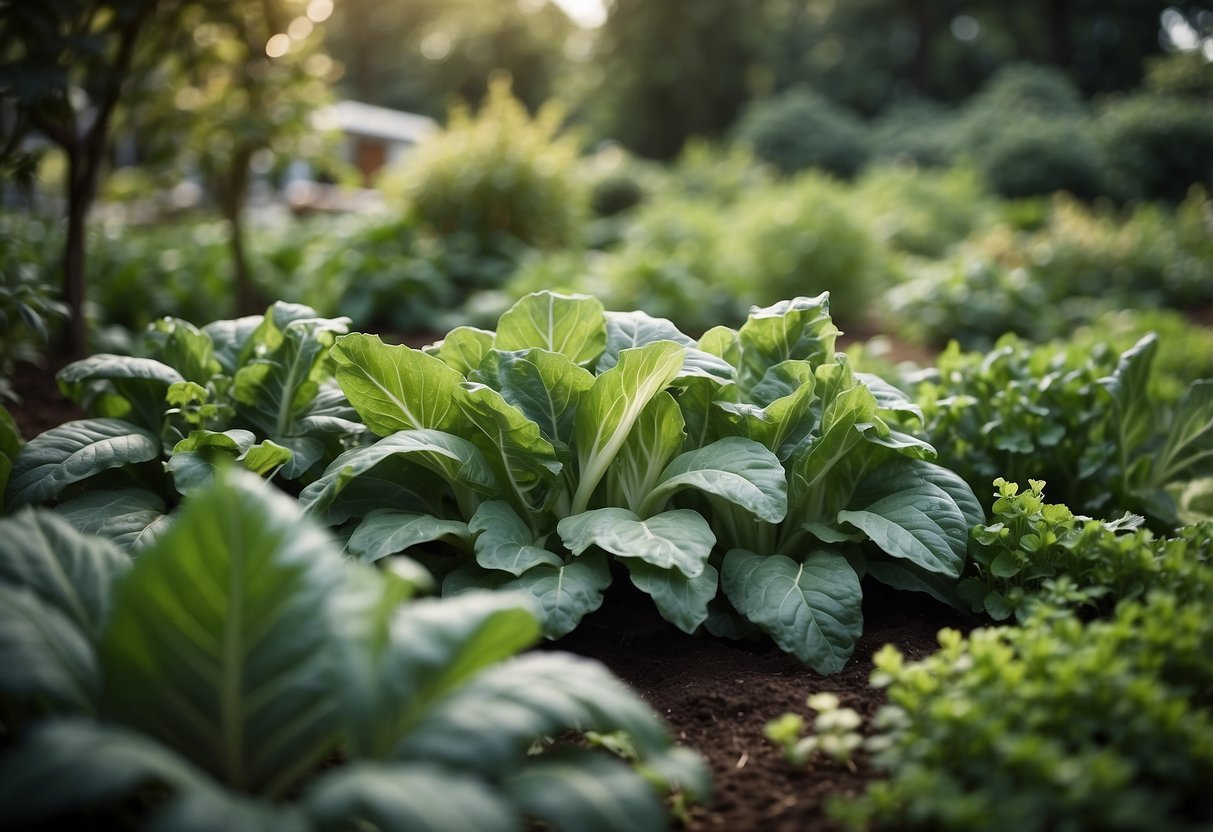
left=305, top=290, right=981, bottom=673
left=3, top=302, right=366, bottom=548
left=0, top=471, right=708, bottom=830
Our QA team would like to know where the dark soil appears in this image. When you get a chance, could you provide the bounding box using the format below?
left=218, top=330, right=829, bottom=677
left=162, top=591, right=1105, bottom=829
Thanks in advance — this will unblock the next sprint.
left=8, top=347, right=966, bottom=832
left=7, top=357, right=84, bottom=440
left=555, top=579, right=970, bottom=831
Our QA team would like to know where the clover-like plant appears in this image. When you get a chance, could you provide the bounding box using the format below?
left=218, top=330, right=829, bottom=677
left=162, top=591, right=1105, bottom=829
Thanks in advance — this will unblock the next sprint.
left=0, top=471, right=707, bottom=830
left=306, top=290, right=981, bottom=673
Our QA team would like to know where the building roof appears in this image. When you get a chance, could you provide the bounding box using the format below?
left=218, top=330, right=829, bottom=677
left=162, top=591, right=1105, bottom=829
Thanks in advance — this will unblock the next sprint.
left=312, top=100, right=437, bottom=144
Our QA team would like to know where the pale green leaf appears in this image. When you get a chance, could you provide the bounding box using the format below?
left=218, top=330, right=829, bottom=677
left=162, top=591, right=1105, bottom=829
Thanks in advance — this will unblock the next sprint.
left=499, top=554, right=612, bottom=639
left=642, top=436, right=787, bottom=523
left=471, top=347, right=594, bottom=445
left=431, top=326, right=496, bottom=376
left=469, top=501, right=562, bottom=576
left=627, top=560, right=718, bottom=634
left=348, top=509, right=471, bottom=563
left=53, top=488, right=167, bottom=553
left=495, top=291, right=606, bottom=366
left=558, top=507, right=714, bottom=578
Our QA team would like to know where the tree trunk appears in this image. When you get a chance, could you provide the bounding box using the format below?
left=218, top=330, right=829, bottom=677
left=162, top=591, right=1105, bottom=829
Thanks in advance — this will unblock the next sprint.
left=62, top=150, right=92, bottom=357
left=1048, top=0, right=1073, bottom=70
left=219, top=147, right=258, bottom=317
left=906, top=0, right=933, bottom=96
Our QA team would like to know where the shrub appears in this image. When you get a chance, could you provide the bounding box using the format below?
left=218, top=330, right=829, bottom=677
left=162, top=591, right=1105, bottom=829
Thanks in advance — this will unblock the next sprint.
left=959, top=64, right=1088, bottom=149
left=389, top=76, right=587, bottom=250
left=731, top=174, right=888, bottom=325
left=659, top=140, right=775, bottom=205
left=1145, top=50, right=1213, bottom=101
left=976, top=117, right=1104, bottom=199
left=837, top=591, right=1213, bottom=831
left=0, top=214, right=67, bottom=400
left=1096, top=94, right=1213, bottom=203
left=732, top=88, right=872, bottom=178
left=869, top=98, right=961, bottom=168
left=852, top=164, right=996, bottom=257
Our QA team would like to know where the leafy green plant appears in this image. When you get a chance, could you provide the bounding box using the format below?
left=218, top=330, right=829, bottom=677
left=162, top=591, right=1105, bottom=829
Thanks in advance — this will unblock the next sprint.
left=1096, top=93, right=1213, bottom=202
left=304, top=290, right=980, bottom=673
left=834, top=592, right=1213, bottom=831
left=851, top=164, right=996, bottom=258
left=0, top=214, right=68, bottom=400
left=958, top=478, right=1213, bottom=622
left=3, top=302, right=365, bottom=546
left=0, top=404, right=20, bottom=515
left=764, top=692, right=864, bottom=770
left=388, top=75, right=587, bottom=251
left=975, top=116, right=1104, bottom=200
left=732, top=87, right=872, bottom=178
left=0, top=471, right=708, bottom=830
left=730, top=174, right=890, bottom=326
left=916, top=333, right=1213, bottom=527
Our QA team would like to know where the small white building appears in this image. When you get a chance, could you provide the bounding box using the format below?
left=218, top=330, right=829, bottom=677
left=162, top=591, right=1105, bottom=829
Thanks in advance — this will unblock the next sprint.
left=311, top=100, right=437, bottom=186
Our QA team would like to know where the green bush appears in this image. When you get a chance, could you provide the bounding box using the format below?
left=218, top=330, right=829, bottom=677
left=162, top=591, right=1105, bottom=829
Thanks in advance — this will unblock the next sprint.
left=959, top=478, right=1213, bottom=622
left=731, top=174, right=887, bottom=325
left=869, top=99, right=961, bottom=168
left=1096, top=94, right=1213, bottom=202
left=837, top=590, right=1213, bottom=831
left=0, top=214, right=67, bottom=399
left=959, top=64, right=1088, bottom=148
left=976, top=117, right=1104, bottom=199
left=389, top=76, right=587, bottom=251
left=916, top=333, right=1213, bottom=528
left=659, top=140, right=775, bottom=205
left=1145, top=50, right=1213, bottom=101
left=732, top=88, right=871, bottom=178
left=597, top=196, right=743, bottom=333
left=852, top=164, right=996, bottom=258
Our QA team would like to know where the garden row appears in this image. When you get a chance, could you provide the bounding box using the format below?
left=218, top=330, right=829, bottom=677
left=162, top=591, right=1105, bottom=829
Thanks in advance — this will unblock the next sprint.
left=2, top=290, right=1211, bottom=828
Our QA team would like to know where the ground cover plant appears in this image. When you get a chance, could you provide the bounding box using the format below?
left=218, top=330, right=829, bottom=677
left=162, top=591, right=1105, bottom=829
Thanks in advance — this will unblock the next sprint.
left=3, top=302, right=365, bottom=546
left=0, top=470, right=708, bottom=830
left=302, top=290, right=981, bottom=674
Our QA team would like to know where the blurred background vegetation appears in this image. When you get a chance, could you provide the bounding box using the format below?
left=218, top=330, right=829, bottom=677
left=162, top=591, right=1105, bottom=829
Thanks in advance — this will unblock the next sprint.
left=1, top=0, right=1211, bottom=371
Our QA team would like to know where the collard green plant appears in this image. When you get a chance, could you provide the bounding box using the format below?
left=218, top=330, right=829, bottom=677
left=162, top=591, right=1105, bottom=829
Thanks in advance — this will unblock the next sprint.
left=0, top=471, right=708, bottom=830
left=835, top=592, right=1213, bottom=831
left=3, top=302, right=365, bottom=547
left=917, top=332, right=1213, bottom=528
left=959, top=478, right=1213, bottom=622
left=306, top=290, right=980, bottom=673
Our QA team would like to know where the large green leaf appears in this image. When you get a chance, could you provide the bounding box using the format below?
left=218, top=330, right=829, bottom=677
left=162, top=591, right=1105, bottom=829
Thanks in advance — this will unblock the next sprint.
left=504, top=747, right=667, bottom=832
left=332, top=333, right=469, bottom=436
left=300, top=430, right=496, bottom=517
left=626, top=560, right=718, bottom=634
left=303, top=763, right=513, bottom=832
left=168, top=429, right=293, bottom=494
left=373, top=592, right=540, bottom=751
left=393, top=651, right=709, bottom=799
left=58, top=354, right=184, bottom=431
left=348, top=509, right=471, bottom=563
left=641, top=436, right=787, bottom=523
left=571, top=341, right=687, bottom=514
left=472, top=347, right=594, bottom=446
left=1153, top=380, right=1213, bottom=485
left=494, top=291, right=606, bottom=366
left=458, top=382, right=563, bottom=512
left=0, top=720, right=211, bottom=826
left=559, top=508, right=715, bottom=578
left=100, top=472, right=345, bottom=797
left=788, top=383, right=878, bottom=517
left=736, top=295, right=840, bottom=396
left=0, top=508, right=130, bottom=636
left=203, top=314, right=264, bottom=374
left=721, top=548, right=862, bottom=674
left=610, top=391, right=685, bottom=513
left=55, top=488, right=169, bottom=552
left=5, top=418, right=159, bottom=510
left=0, top=585, right=99, bottom=715
left=144, top=317, right=222, bottom=386
left=1099, top=333, right=1158, bottom=463
left=838, top=459, right=974, bottom=577
left=499, top=554, right=612, bottom=639
left=148, top=789, right=308, bottom=832
left=596, top=310, right=695, bottom=371
left=469, top=500, right=562, bottom=575
left=431, top=326, right=496, bottom=376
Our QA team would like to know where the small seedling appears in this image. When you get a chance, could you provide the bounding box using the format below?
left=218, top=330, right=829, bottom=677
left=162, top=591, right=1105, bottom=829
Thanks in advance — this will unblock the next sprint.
left=763, top=691, right=864, bottom=771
